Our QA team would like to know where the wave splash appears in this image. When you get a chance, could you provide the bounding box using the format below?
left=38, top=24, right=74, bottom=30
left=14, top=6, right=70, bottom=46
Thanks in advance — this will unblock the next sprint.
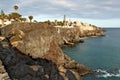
left=95, top=69, right=120, bottom=78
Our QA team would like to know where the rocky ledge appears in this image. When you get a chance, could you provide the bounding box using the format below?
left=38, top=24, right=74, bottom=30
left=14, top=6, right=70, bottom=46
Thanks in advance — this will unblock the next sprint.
left=0, top=22, right=104, bottom=80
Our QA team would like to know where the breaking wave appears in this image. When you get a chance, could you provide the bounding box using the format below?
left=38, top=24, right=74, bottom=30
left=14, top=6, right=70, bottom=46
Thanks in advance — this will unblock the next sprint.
left=96, top=69, right=120, bottom=78
left=95, top=69, right=120, bottom=78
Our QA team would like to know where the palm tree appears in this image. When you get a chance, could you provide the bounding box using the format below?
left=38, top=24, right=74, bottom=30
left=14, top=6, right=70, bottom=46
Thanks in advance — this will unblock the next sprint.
left=28, top=16, right=33, bottom=22
left=14, top=5, right=19, bottom=11
left=0, top=10, right=7, bottom=27
left=10, top=12, right=22, bottom=21
left=7, top=14, right=12, bottom=21
left=22, top=18, right=27, bottom=22
left=20, top=17, right=27, bottom=22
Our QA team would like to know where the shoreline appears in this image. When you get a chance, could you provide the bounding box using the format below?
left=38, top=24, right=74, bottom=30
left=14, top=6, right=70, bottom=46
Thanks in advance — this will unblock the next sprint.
left=0, top=22, right=105, bottom=80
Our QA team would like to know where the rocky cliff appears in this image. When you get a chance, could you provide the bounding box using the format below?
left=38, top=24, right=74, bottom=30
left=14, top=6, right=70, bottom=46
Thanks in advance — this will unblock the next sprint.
left=0, top=22, right=104, bottom=80
left=0, top=39, right=64, bottom=80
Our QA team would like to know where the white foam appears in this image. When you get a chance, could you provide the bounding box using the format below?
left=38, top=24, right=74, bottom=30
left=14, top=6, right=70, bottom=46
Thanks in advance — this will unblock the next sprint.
left=96, top=69, right=120, bottom=78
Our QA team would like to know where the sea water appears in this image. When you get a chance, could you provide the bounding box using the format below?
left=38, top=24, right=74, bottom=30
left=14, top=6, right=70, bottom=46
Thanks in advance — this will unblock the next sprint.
left=62, top=28, right=120, bottom=80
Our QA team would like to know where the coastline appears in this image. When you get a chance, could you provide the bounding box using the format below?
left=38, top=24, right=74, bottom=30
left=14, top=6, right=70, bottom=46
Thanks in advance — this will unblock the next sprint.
left=0, top=22, right=104, bottom=80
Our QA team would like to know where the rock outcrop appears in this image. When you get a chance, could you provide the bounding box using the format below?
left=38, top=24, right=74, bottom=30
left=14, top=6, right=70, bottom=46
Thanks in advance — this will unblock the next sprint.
left=0, top=39, right=64, bottom=80
left=0, top=22, right=103, bottom=80
left=0, top=60, right=10, bottom=80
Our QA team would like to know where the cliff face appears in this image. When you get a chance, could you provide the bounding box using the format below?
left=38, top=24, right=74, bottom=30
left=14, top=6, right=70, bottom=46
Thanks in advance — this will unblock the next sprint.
left=0, top=40, right=64, bottom=80
left=0, top=22, right=104, bottom=80
left=1, top=22, right=104, bottom=47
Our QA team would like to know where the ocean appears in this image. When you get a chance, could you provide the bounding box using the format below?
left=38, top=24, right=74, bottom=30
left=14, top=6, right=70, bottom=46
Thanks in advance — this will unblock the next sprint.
left=62, top=28, right=120, bottom=80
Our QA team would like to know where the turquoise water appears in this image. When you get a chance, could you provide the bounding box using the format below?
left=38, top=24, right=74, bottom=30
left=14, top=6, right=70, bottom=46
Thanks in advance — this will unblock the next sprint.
left=62, top=28, right=120, bottom=80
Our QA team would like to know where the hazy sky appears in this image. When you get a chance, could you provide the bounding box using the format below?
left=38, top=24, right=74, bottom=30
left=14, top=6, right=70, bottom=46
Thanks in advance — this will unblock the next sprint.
left=0, top=0, right=120, bottom=27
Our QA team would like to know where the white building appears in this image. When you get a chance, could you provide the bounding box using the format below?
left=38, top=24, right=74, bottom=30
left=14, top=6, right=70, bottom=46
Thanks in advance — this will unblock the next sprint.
left=0, top=19, right=11, bottom=27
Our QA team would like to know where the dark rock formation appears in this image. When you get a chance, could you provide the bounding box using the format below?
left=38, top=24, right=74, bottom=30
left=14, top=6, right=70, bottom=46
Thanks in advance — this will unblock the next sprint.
left=0, top=22, right=103, bottom=80
left=0, top=39, right=64, bottom=80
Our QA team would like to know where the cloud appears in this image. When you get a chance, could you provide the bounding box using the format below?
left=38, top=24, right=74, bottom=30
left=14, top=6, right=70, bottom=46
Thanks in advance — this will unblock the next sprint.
left=49, top=0, right=77, bottom=10
left=18, top=0, right=40, bottom=7
left=0, top=4, right=3, bottom=7
left=0, top=0, right=120, bottom=27
left=0, top=0, right=120, bottom=19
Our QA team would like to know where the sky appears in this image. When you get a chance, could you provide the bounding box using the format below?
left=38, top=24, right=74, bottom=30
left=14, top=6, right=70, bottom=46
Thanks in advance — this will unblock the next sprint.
left=0, top=0, right=120, bottom=27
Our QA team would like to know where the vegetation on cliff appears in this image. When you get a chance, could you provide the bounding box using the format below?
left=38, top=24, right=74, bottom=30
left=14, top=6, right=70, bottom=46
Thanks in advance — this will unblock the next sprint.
left=0, top=5, right=105, bottom=80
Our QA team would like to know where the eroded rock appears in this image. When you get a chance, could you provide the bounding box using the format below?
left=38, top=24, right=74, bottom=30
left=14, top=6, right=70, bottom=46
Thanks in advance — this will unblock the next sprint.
left=0, top=60, right=10, bottom=80
left=0, top=22, right=103, bottom=80
left=0, top=40, right=64, bottom=80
